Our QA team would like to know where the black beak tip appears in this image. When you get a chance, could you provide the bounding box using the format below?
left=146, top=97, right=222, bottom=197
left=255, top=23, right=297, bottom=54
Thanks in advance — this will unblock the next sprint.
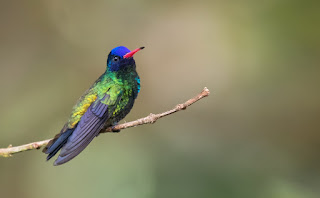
left=139, top=46, right=145, bottom=50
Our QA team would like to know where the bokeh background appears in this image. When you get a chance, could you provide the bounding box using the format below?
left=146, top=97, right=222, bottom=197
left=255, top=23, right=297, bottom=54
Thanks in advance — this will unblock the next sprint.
left=0, top=0, right=319, bottom=197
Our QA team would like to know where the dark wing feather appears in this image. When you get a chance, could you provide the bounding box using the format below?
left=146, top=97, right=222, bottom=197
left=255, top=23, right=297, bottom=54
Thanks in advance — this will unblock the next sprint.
left=53, top=95, right=113, bottom=166
left=45, top=128, right=74, bottom=160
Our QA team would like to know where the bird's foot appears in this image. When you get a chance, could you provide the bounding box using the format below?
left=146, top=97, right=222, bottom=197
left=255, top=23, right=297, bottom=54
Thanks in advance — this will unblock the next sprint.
left=111, top=126, right=121, bottom=133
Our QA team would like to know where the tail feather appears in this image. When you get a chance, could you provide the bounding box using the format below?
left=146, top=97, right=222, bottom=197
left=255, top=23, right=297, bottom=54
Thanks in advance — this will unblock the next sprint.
left=44, top=129, right=74, bottom=161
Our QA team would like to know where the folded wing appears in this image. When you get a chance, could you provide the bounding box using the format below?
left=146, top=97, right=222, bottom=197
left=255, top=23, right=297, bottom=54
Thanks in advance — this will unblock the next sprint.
left=53, top=94, right=115, bottom=166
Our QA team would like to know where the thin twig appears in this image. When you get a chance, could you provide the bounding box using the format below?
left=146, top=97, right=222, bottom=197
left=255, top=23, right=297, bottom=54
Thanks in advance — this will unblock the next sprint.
left=0, top=87, right=210, bottom=157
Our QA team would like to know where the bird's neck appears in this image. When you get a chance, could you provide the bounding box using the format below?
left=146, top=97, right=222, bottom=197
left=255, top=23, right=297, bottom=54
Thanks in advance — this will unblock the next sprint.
left=104, top=68, right=138, bottom=84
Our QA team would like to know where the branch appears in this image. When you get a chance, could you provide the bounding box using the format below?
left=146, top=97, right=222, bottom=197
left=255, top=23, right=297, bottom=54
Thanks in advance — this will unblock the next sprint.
left=0, top=87, right=210, bottom=157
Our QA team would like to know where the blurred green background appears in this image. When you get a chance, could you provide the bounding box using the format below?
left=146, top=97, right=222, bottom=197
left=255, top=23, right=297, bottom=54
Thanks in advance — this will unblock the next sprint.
left=0, top=0, right=319, bottom=197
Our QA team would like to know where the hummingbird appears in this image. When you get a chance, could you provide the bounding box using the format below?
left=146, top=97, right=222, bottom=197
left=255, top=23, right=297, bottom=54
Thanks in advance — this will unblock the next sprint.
left=43, top=46, right=144, bottom=166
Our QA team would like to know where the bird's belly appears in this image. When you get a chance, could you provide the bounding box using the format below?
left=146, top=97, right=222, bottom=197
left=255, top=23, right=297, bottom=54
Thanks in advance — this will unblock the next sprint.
left=104, top=94, right=136, bottom=128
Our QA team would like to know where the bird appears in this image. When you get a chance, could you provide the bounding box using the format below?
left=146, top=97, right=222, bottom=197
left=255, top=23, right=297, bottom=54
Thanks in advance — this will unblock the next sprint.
left=43, top=46, right=144, bottom=166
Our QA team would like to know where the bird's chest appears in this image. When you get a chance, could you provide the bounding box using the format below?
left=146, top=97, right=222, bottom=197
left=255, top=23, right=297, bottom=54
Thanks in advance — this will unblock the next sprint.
left=104, top=91, right=135, bottom=127
left=113, top=74, right=139, bottom=97
left=115, top=80, right=138, bottom=110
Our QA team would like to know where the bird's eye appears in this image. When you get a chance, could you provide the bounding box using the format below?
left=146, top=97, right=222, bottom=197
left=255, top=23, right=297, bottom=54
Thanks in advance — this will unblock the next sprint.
left=113, top=56, right=120, bottom=62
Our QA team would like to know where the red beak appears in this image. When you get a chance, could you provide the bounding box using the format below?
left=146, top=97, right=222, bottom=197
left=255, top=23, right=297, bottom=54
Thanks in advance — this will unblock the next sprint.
left=123, top=47, right=145, bottom=58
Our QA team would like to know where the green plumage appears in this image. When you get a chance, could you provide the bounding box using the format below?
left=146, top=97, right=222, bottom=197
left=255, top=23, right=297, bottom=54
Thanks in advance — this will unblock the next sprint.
left=68, top=70, right=139, bottom=128
left=43, top=46, right=142, bottom=165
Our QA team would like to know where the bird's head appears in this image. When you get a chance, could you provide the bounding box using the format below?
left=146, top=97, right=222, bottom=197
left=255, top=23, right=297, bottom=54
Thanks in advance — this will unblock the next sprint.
left=106, top=46, right=144, bottom=72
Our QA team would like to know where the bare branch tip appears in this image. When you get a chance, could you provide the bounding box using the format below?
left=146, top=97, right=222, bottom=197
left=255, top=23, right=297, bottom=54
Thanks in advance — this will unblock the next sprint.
left=203, top=87, right=210, bottom=96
